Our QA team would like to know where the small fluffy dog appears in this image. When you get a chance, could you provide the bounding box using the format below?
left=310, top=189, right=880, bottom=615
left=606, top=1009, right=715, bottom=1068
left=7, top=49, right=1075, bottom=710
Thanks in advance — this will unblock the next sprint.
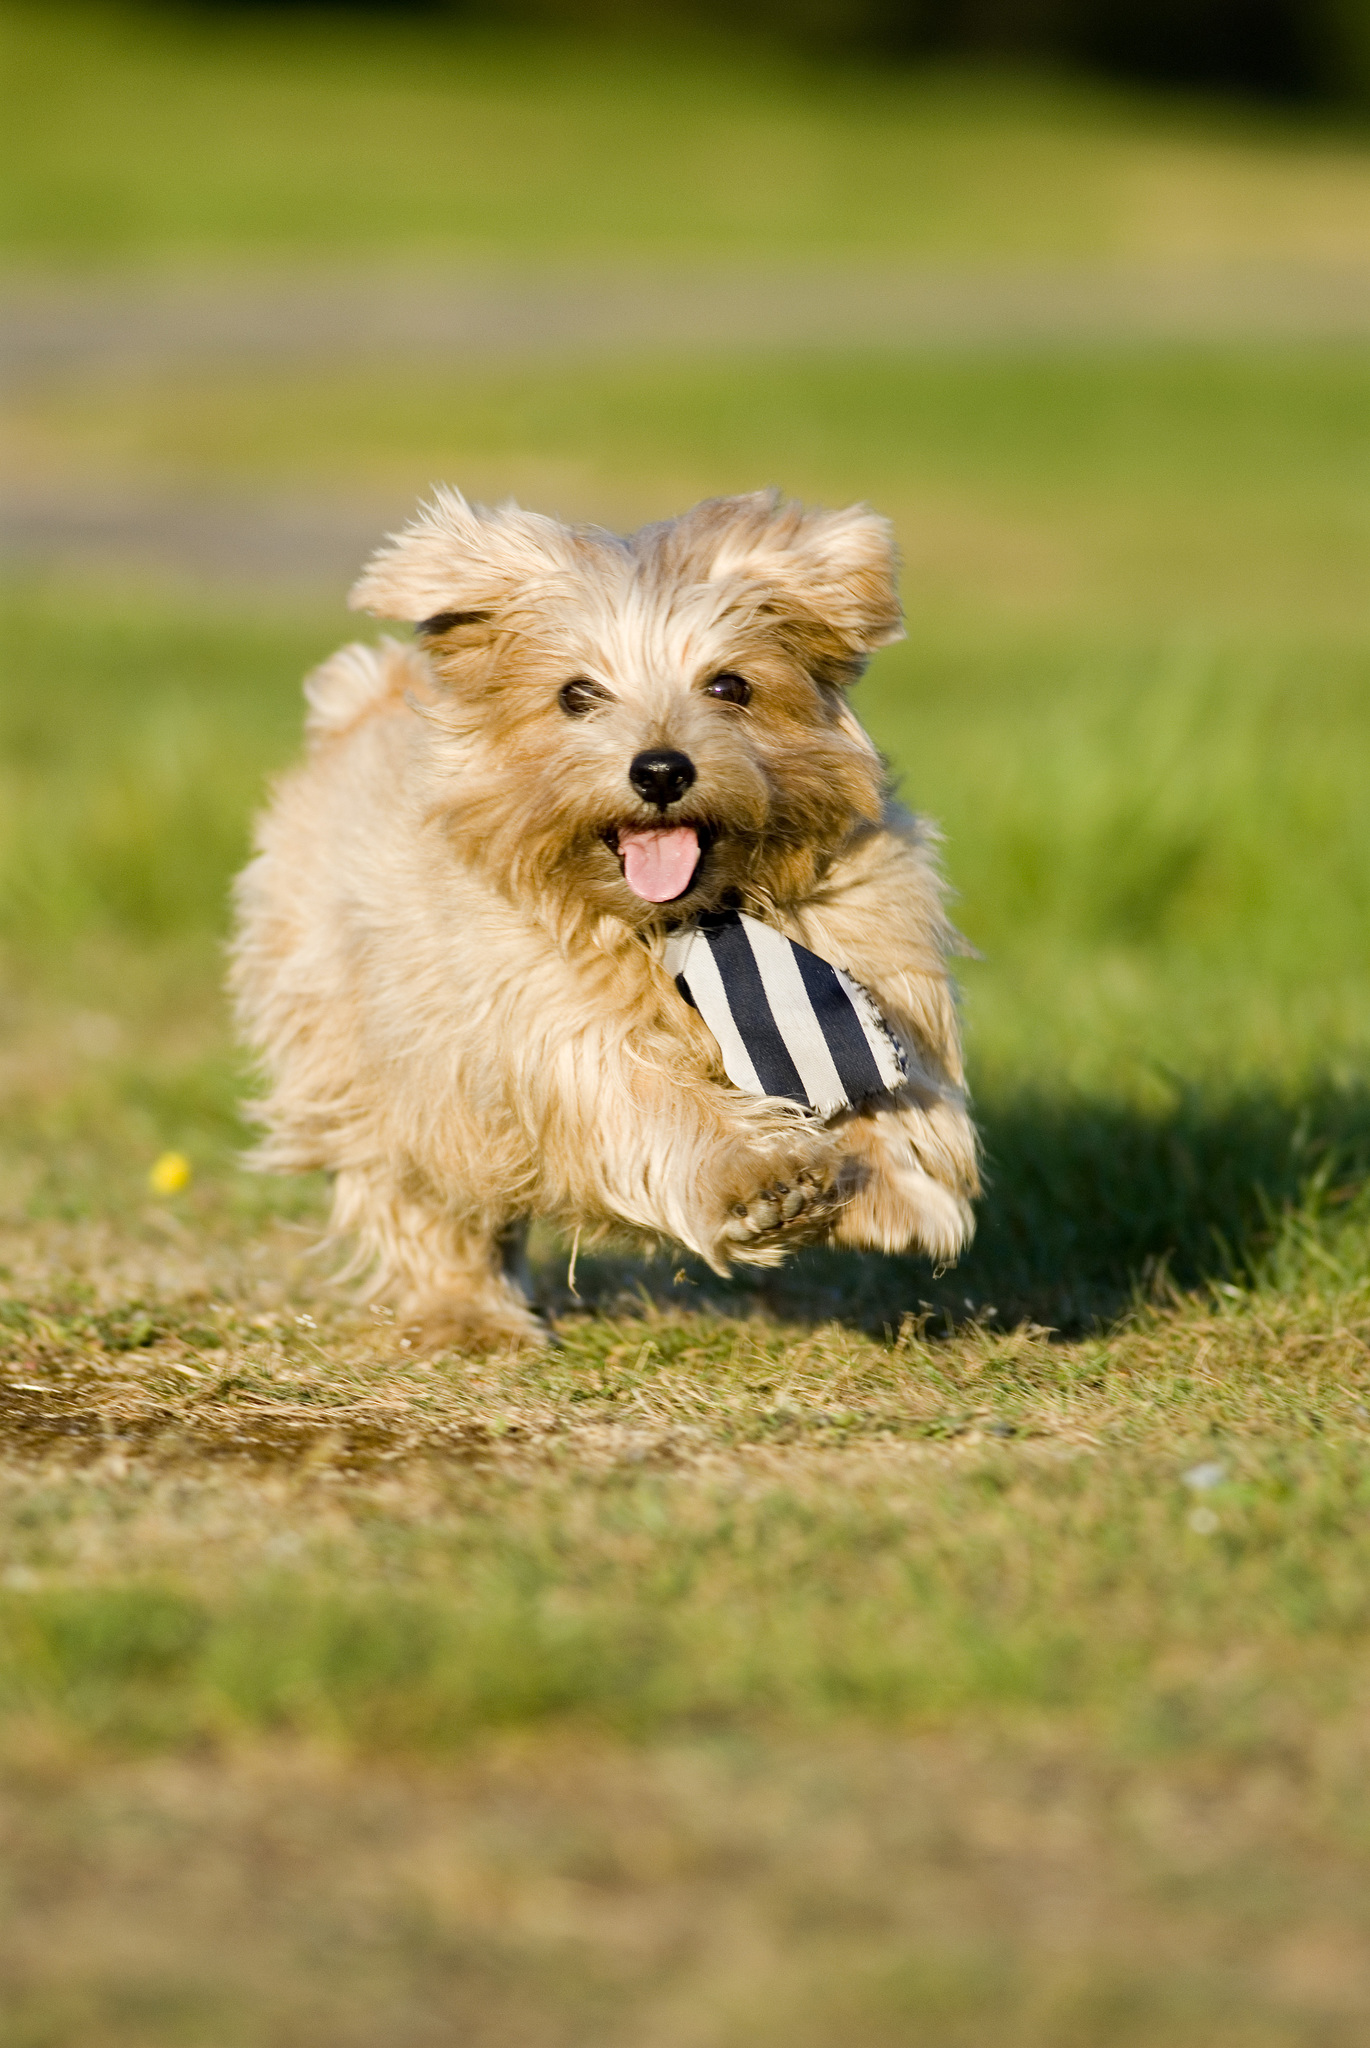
left=231, top=489, right=979, bottom=1348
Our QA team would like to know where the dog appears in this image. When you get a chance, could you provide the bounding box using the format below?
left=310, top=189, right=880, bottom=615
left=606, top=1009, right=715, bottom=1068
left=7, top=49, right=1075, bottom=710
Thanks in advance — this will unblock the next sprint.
left=230, top=488, right=979, bottom=1349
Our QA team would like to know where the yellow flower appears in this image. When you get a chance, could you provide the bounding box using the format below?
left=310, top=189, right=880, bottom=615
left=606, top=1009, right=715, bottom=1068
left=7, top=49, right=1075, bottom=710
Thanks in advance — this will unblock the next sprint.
left=149, top=1151, right=191, bottom=1195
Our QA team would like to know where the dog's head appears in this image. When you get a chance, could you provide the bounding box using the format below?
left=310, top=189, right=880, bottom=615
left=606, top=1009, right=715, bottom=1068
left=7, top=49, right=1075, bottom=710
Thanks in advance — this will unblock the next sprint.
left=350, top=488, right=901, bottom=931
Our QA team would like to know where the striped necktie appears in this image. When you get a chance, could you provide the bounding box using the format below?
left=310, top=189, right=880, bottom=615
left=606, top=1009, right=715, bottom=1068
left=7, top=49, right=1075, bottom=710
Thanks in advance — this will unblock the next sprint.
left=664, top=910, right=906, bottom=1118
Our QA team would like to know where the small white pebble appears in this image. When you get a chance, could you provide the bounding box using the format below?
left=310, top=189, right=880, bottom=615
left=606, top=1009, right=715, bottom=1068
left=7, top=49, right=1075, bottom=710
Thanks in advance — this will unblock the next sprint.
left=400, top=1338, right=412, bottom=1350
left=1182, top=1461, right=1227, bottom=1492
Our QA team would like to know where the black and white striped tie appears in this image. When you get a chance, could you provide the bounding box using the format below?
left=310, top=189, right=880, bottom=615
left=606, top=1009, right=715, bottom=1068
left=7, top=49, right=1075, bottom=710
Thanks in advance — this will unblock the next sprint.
left=664, top=910, right=906, bottom=1119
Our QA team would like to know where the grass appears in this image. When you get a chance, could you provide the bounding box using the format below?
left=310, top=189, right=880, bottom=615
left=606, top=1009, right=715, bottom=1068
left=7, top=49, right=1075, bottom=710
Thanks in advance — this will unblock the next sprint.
left=6, top=1, right=1370, bottom=267
left=4, top=1223, right=1370, bottom=2039
left=8, top=7, right=1370, bottom=2040
left=19, top=348, right=1370, bottom=631
left=7, top=1734, right=1368, bottom=2048
left=6, top=1272, right=1370, bottom=1757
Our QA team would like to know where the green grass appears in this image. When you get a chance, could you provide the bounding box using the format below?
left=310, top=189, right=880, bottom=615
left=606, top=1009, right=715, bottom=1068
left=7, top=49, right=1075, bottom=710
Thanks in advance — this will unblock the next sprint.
left=4, top=1274, right=1370, bottom=1757
left=24, top=348, right=1370, bottom=632
left=4, top=1255, right=1370, bottom=2039
left=7, top=0, right=1370, bottom=266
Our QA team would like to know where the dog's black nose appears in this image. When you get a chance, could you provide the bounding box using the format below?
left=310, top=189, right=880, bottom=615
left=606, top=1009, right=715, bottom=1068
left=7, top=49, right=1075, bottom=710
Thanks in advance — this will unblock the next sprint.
left=628, top=749, right=697, bottom=809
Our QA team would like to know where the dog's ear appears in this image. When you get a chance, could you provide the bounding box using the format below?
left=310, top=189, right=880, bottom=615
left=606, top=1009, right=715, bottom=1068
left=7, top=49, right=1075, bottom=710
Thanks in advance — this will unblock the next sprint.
left=697, top=491, right=904, bottom=657
left=349, top=488, right=577, bottom=628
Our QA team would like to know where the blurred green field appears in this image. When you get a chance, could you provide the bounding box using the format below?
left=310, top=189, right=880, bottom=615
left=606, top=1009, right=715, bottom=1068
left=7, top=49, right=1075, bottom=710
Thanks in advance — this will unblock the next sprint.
left=8, top=0, right=1370, bottom=265
left=6, top=8, right=1370, bottom=2044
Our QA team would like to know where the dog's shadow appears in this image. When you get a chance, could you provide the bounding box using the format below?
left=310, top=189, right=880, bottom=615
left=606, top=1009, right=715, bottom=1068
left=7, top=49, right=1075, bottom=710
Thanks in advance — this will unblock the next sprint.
left=533, top=1078, right=1370, bottom=1339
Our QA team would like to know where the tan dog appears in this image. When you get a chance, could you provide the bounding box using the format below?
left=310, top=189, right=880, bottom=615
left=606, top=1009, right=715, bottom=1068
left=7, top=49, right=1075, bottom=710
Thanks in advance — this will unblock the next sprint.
left=231, top=489, right=978, bottom=1349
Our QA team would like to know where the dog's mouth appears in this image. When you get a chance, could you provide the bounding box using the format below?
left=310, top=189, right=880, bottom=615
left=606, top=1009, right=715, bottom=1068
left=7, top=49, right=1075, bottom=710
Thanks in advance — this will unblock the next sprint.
left=605, top=823, right=713, bottom=903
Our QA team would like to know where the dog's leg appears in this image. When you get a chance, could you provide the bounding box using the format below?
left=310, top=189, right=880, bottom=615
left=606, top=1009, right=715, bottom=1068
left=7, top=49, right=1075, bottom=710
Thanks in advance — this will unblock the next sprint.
left=330, top=1165, right=548, bottom=1353
left=827, top=1090, right=976, bottom=1262
left=557, top=1066, right=851, bottom=1272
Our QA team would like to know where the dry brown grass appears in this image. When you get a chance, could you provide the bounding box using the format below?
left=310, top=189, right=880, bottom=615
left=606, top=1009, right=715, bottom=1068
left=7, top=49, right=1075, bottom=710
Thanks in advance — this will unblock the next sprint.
left=6, top=1721, right=1370, bottom=2048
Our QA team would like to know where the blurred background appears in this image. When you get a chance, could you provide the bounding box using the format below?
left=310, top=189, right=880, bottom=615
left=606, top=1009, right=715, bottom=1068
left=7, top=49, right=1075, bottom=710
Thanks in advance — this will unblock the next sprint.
left=4, top=0, right=1370, bottom=1311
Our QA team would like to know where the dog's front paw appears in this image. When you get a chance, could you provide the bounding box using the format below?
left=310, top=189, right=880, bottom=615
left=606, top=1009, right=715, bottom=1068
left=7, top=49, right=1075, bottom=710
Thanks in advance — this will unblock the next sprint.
left=721, top=1163, right=841, bottom=1256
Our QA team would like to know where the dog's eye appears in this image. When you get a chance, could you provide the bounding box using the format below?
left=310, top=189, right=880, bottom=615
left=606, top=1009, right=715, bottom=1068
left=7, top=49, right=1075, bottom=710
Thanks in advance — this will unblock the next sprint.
left=559, top=679, right=611, bottom=716
left=705, top=672, right=752, bottom=707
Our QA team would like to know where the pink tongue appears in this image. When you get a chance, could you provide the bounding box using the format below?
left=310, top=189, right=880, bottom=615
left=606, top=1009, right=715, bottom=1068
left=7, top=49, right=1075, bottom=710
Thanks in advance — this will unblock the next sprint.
left=619, top=826, right=700, bottom=902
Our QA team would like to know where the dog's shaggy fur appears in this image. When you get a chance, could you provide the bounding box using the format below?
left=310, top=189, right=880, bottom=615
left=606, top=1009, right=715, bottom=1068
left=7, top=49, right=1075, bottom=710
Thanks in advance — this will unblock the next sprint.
left=231, top=488, right=979, bottom=1348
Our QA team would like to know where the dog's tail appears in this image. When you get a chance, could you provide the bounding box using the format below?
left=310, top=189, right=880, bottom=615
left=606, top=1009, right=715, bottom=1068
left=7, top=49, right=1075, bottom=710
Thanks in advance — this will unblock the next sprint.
left=303, top=637, right=434, bottom=748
